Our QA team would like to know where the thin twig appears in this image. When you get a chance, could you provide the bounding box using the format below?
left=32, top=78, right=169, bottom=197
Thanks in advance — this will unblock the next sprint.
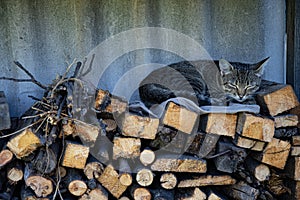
left=13, top=61, right=48, bottom=90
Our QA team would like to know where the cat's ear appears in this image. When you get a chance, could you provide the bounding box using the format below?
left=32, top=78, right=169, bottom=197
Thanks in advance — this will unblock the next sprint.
left=219, top=59, right=233, bottom=75
left=254, top=57, right=269, bottom=77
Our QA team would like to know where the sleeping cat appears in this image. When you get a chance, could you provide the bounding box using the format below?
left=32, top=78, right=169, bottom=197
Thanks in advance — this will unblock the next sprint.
left=139, top=57, right=269, bottom=108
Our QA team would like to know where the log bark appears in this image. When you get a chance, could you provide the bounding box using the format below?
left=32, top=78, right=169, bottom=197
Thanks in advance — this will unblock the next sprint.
left=151, top=155, right=207, bottom=173
left=236, top=113, right=274, bottom=142
left=62, top=142, right=90, bottom=169
left=7, top=128, right=41, bottom=159
left=160, top=173, right=177, bottom=190
left=162, top=102, right=199, bottom=134
left=121, top=113, right=159, bottom=139
left=25, top=175, right=53, bottom=198
left=201, top=113, right=237, bottom=137
left=256, top=83, right=299, bottom=116
left=178, top=175, right=236, bottom=188
left=223, top=181, right=259, bottom=200
left=233, top=135, right=265, bottom=151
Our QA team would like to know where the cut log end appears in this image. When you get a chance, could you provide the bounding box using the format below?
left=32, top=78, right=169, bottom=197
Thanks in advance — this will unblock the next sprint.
left=160, top=173, right=177, bottom=189
left=0, top=149, right=13, bottom=167
left=133, top=187, right=151, bottom=200
left=25, top=176, right=53, bottom=198
left=84, top=162, right=104, bottom=180
left=68, top=180, right=88, bottom=197
left=136, top=168, right=154, bottom=187
left=7, top=167, right=23, bottom=183
left=140, top=149, right=155, bottom=166
left=119, top=173, right=133, bottom=186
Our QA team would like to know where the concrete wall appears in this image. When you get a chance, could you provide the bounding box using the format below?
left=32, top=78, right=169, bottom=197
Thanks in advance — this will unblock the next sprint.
left=0, top=0, right=286, bottom=116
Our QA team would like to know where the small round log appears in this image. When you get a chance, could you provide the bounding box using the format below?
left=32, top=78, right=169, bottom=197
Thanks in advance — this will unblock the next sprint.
left=136, top=168, right=153, bottom=187
left=139, top=149, right=155, bottom=166
left=7, top=167, right=23, bottom=183
left=254, top=164, right=270, bottom=182
left=68, top=180, right=88, bottom=197
left=119, top=173, right=133, bottom=186
left=0, top=149, right=13, bottom=167
left=25, top=175, right=53, bottom=197
left=103, top=119, right=117, bottom=132
left=133, top=187, right=151, bottom=200
left=160, top=173, right=177, bottom=189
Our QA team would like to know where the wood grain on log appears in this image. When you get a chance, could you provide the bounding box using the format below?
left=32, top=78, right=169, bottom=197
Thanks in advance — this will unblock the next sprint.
left=7, top=129, right=41, bottom=159
left=290, top=105, right=300, bottom=128
left=113, top=137, right=141, bottom=160
left=236, top=113, right=274, bottom=142
left=245, top=157, right=270, bottom=182
left=25, top=175, right=53, bottom=197
left=0, top=149, right=13, bottom=167
left=140, top=149, right=155, bottom=166
left=68, top=180, right=88, bottom=196
left=292, top=135, right=300, bottom=146
left=7, top=167, right=23, bottom=183
left=97, top=165, right=127, bottom=199
left=224, top=181, right=259, bottom=200
left=79, top=186, right=108, bottom=200
left=291, top=146, right=300, bottom=156
left=160, top=173, right=177, bottom=190
left=201, top=113, right=237, bottom=137
left=132, top=187, right=151, bottom=200
left=84, top=161, right=104, bottom=180
left=178, top=175, right=236, bottom=188
left=62, top=142, right=89, bottom=169
left=121, top=113, right=159, bottom=139
left=253, top=138, right=291, bottom=169
left=274, top=114, right=298, bottom=128
left=136, top=168, right=153, bottom=187
left=162, top=102, right=199, bottom=134
left=151, top=155, right=207, bottom=173
left=256, top=84, right=299, bottom=116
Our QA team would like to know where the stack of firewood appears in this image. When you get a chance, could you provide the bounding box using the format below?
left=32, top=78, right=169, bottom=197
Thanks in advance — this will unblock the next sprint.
left=0, top=62, right=300, bottom=200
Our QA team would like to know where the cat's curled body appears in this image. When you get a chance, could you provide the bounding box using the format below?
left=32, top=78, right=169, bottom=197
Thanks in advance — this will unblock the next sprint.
left=139, top=58, right=269, bottom=108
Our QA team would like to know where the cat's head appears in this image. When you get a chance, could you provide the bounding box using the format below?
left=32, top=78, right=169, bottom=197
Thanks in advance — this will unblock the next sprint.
left=219, top=57, right=269, bottom=102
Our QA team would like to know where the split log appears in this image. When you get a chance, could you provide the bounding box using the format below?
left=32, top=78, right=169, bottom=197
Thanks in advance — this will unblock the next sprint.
left=252, top=137, right=291, bottom=169
left=256, top=83, right=299, bottom=116
left=94, top=89, right=128, bottom=117
left=178, top=175, right=236, bottom=188
left=214, top=141, right=247, bottom=173
left=0, top=91, right=11, bottom=130
left=7, top=128, right=41, bottom=159
left=201, top=113, right=237, bottom=137
left=73, top=120, right=100, bottom=146
left=62, top=142, right=89, bottom=169
left=97, top=165, right=128, bottom=199
left=0, top=149, right=13, bottom=168
left=175, top=187, right=206, bottom=200
left=121, top=113, right=159, bottom=139
left=223, top=181, right=259, bottom=200
left=236, top=113, right=274, bottom=142
left=25, top=175, right=53, bottom=197
left=233, top=135, right=265, bottom=151
left=151, top=155, right=207, bottom=173
left=84, top=161, right=104, bottom=180
left=274, top=114, right=298, bottom=128
left=113, top=137, right=141, bottom=160
left=198, top=133, right=219, bottom=158
left=292, top=135, right=300, bottom=146
left=79, top=186, right=108, bottom=200
left=160, top=173, right=177, bottom=190
left=162, top=102, right=199, bottom=134
left=132, top=187, right=152, bottom=200
left=245, top=157, right=270, bottom=182
left=290, top=105, right=300, bottom=128
left=140, top=148, right=156, bottom=166
left=136, top=168, right=154, bottom=186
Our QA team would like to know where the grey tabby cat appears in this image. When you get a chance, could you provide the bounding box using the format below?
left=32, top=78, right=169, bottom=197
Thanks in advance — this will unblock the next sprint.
left=139, top=57, right=269, bottom=107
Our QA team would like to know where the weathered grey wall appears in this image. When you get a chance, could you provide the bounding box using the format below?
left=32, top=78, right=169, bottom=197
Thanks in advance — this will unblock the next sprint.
left=0, top=0, right=285, bottom=116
